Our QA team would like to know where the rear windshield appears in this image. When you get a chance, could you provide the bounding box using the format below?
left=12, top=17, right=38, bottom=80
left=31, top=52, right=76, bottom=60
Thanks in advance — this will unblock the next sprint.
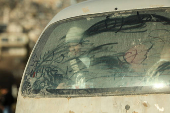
left=22, top=8, right=170, bottom=97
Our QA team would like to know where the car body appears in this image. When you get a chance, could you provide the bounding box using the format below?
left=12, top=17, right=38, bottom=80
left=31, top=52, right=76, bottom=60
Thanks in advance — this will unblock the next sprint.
left=16, top=0, right=170, bottom=113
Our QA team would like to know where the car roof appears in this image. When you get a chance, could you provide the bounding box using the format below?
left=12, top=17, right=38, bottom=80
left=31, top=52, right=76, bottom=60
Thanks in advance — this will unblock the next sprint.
left=48, top=0, right=170, bottom=24
left=40, top=0, right=170, bottom=35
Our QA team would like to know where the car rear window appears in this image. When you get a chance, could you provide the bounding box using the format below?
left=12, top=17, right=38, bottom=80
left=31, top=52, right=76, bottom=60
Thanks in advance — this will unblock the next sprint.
left=21, top=7, right=170, bottom=97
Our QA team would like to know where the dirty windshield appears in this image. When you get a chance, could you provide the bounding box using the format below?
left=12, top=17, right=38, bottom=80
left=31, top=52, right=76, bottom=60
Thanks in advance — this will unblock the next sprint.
left=22, top=8, right=170, bottom=97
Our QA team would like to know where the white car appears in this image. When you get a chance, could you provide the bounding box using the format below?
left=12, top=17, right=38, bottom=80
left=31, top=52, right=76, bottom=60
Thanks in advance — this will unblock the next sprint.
left=16, top=0, right=170, bottom=112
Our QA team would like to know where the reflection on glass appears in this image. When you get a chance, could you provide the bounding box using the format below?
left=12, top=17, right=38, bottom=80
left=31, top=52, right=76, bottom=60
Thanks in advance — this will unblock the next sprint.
left=153, top=83, right=166, bottom=89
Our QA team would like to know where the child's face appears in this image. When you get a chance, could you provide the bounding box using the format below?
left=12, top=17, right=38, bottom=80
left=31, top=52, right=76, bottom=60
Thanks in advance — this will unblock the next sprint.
left=69, top=43, right=81, bottom=56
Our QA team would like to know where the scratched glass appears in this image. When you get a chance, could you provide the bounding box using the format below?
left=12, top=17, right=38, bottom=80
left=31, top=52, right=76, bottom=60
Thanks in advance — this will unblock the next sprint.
left=22, top=8, right=170, bottom=97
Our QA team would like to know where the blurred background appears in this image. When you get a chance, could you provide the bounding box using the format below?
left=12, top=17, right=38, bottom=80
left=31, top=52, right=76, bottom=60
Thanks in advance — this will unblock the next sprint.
left=0, top=0, right=87, bottom=112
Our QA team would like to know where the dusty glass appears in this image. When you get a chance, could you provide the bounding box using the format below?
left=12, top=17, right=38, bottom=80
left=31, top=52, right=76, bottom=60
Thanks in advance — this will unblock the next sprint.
left=21, top=8, right=170, bottom=97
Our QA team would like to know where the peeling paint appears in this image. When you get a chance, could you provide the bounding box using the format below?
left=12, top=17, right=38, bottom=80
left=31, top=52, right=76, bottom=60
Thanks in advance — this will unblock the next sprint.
left=16, top=92, right=170, bottom=113
left=82, top=7, right=90, bottom=13
left=69, top=110, right=75, bottom=113
left=143, top=101, right=149, bottom=107
left=132, top=111, right=138, bottom=113
left=67, top=97, right=71, bottom=101
left=155, top=104, right=164, bottom=112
